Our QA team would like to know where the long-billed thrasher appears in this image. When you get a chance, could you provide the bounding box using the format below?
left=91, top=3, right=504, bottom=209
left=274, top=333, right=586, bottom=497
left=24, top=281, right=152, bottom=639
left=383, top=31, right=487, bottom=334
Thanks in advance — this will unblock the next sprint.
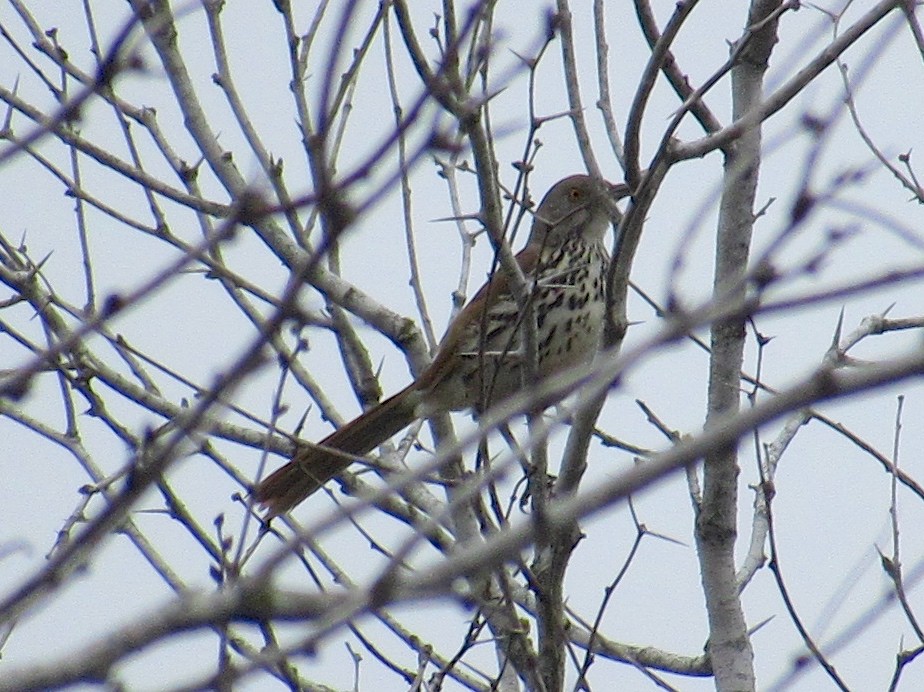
left=254, top=174, right=629, bottom=515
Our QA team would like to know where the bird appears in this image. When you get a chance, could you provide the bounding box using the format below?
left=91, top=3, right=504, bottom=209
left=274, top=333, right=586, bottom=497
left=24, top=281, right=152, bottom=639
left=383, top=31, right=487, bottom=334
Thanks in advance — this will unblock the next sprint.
left=254, top=174, right=629, bottom=515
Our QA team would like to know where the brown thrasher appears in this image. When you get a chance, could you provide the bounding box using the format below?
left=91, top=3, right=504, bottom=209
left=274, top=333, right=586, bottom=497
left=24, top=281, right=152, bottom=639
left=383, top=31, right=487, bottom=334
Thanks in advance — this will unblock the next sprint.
left=254, top=174, right=629, bottom=515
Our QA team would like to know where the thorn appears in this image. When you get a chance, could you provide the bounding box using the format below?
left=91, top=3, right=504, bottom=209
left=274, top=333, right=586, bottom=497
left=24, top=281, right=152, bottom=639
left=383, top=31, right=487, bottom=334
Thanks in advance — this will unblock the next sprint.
left=830, top=307, right=845, bottom=349
left=430, top=212, right=481, bottom=223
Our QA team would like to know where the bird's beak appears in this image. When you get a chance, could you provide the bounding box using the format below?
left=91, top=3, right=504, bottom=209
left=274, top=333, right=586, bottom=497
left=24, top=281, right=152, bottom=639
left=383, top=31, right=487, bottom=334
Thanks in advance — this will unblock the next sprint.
left=607, top=181, right=632, bottom=201
left=607, top=169, right=647, bottom=201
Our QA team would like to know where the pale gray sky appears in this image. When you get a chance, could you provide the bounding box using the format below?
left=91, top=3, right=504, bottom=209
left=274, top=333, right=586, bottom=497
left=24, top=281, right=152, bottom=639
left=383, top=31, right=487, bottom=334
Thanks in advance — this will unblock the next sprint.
left=2, top=2, right=923, bottom=690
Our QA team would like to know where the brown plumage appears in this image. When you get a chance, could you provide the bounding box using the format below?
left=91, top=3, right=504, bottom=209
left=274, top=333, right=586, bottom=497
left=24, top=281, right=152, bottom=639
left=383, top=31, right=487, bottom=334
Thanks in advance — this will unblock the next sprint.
left=254, top=175, right=629, bottom=515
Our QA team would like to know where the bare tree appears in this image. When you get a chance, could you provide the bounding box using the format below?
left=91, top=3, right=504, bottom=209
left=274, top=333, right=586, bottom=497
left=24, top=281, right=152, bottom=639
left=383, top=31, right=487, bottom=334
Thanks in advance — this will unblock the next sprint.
left=1, top=1, right=923, bottom=690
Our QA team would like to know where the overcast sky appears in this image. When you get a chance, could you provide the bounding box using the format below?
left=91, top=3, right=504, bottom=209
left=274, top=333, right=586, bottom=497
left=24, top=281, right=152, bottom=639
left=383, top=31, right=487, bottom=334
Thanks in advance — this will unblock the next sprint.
left=2, top=2, right=924, bottom=690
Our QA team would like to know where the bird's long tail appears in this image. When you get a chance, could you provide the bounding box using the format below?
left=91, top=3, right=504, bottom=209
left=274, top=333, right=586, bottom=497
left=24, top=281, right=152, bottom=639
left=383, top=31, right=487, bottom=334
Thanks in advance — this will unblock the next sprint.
left=253, top=384, right=420, bottom=515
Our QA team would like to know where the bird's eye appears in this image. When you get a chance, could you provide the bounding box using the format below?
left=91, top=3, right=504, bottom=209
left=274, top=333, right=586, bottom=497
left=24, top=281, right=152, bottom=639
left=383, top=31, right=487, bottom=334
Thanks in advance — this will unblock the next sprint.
left=569, top=187, right=582, bottom=200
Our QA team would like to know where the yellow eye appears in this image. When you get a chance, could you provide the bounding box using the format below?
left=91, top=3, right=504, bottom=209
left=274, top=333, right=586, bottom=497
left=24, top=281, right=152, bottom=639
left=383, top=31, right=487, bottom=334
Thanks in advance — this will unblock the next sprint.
left=569, top=187, right=582, bottom=200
